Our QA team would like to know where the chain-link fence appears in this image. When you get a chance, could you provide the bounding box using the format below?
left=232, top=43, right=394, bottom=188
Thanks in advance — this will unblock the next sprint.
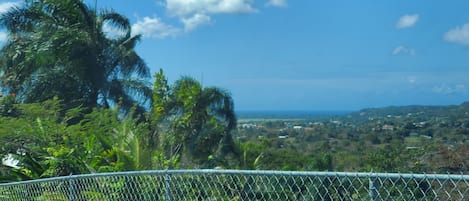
left=0, top=169, right=467, bottom=201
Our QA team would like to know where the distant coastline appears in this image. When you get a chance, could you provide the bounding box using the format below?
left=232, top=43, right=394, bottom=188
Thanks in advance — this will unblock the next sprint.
left=236, top=110, right=352, bottom=119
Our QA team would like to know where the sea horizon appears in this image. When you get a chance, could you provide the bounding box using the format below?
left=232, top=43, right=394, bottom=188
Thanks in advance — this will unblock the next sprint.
left=236, top=110, right=353, bottom=119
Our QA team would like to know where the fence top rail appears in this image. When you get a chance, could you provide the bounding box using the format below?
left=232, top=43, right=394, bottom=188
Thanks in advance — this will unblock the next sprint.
left=1, top=169, right=468, bottom=187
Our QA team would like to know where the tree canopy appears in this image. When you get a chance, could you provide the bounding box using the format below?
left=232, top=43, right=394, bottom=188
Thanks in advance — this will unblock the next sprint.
left=0, top=0, right=239, bottom=181
left=0, top=72, right=239, bottom=181
left=150, top=70, right=238, bottom=168
left=0, top=0, right=151, bottom=112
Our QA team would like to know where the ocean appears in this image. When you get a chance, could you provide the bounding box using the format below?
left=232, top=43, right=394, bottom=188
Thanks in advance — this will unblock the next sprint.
left=236, top=110, right=352, bottom=120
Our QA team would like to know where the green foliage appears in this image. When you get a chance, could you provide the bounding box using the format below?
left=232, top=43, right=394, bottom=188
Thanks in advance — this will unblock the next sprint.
left=239, top=141, right=266, bottom=170
left=0, top=0, right=239, bottom=183
left=148, top=70, right=238, bottom=169
left=0, top=0, right=151, bottom=113
left=0, top=67, right=241, bottom=182
left=0, top=94, right=18, bottom=117
left=0, top=98, right=81, bottom=180
left=236, top=102, right=469, bottom=173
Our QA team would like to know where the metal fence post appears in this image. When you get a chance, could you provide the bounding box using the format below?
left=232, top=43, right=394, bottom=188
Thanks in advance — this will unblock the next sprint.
left=369, top=177, right=379, bottom=201
left=164, top=173, right=172, bottom=201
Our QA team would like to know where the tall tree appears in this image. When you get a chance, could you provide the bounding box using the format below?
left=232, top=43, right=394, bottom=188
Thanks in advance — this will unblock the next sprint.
left=0, top=0, right=151, bottom=112
left=151, top=73, right=237, bottom=168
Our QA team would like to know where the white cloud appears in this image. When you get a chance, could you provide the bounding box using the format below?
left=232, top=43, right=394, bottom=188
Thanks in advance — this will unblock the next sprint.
left=131, top=16, right=181, bottom=39
left=165, top=0, right=257, bottom=31
left=181, top=13, right=212, bottom=32
left=0, top=1, right=21, bottom=14
left=396, top=14, right=419, bottom=29
left=166, top=0, right=257, bottom=17
left=266, top=0, right=287, bottom=7
left=444, top=23, right=469, bottom=45
left=392, top=46, right=416, bottom=56
left=140, top=0, right=287, bottom=37
left=432, top=84, right=466, bottom=95
left=0, top=32, right=7, bottom=42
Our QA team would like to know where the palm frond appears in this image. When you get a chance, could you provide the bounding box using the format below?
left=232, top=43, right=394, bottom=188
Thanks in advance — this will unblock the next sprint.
left=0, top=0, right=150, bottom=113
left=105, top=35, right=148, bottom=78
left=0, top=6, right=39, bottom=34
left=173, top=76, right=202, bottom=93
left=119, top=51, right=149, bottom=77
left=107, top=78, right=150, bottom=113
left=121, top=34, right=141, bottom=49
left=202, top=87, right=237, bottom=130
left=116, top=78, right=152, bottom=103
left=100, top=10, right=131, bottom=39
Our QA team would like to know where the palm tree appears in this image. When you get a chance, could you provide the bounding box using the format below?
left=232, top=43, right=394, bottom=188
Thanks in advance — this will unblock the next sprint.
left=167, top=76, right=237, bottom=167
left=0, top=0, right=151, bottom=112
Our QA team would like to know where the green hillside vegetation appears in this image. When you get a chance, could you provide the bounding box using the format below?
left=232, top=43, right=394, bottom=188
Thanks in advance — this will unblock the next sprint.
left=236, top=103, right=469, bottom=173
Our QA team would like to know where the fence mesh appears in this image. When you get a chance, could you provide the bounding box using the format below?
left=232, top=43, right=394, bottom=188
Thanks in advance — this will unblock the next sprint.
left=0, top=170, right=467, bottom=201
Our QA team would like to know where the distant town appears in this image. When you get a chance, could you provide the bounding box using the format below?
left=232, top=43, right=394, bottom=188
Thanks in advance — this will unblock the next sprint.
left=234, top=103, right=469, bottom=173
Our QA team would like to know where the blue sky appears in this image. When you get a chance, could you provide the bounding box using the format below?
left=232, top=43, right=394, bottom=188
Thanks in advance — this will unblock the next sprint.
left=2, top=0, right=469, bottom=111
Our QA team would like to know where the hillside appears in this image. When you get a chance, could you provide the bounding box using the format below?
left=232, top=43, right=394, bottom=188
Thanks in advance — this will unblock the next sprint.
left=236, top=102, right=469, bottom=173
left=348, top=102, right=469, bottom=122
